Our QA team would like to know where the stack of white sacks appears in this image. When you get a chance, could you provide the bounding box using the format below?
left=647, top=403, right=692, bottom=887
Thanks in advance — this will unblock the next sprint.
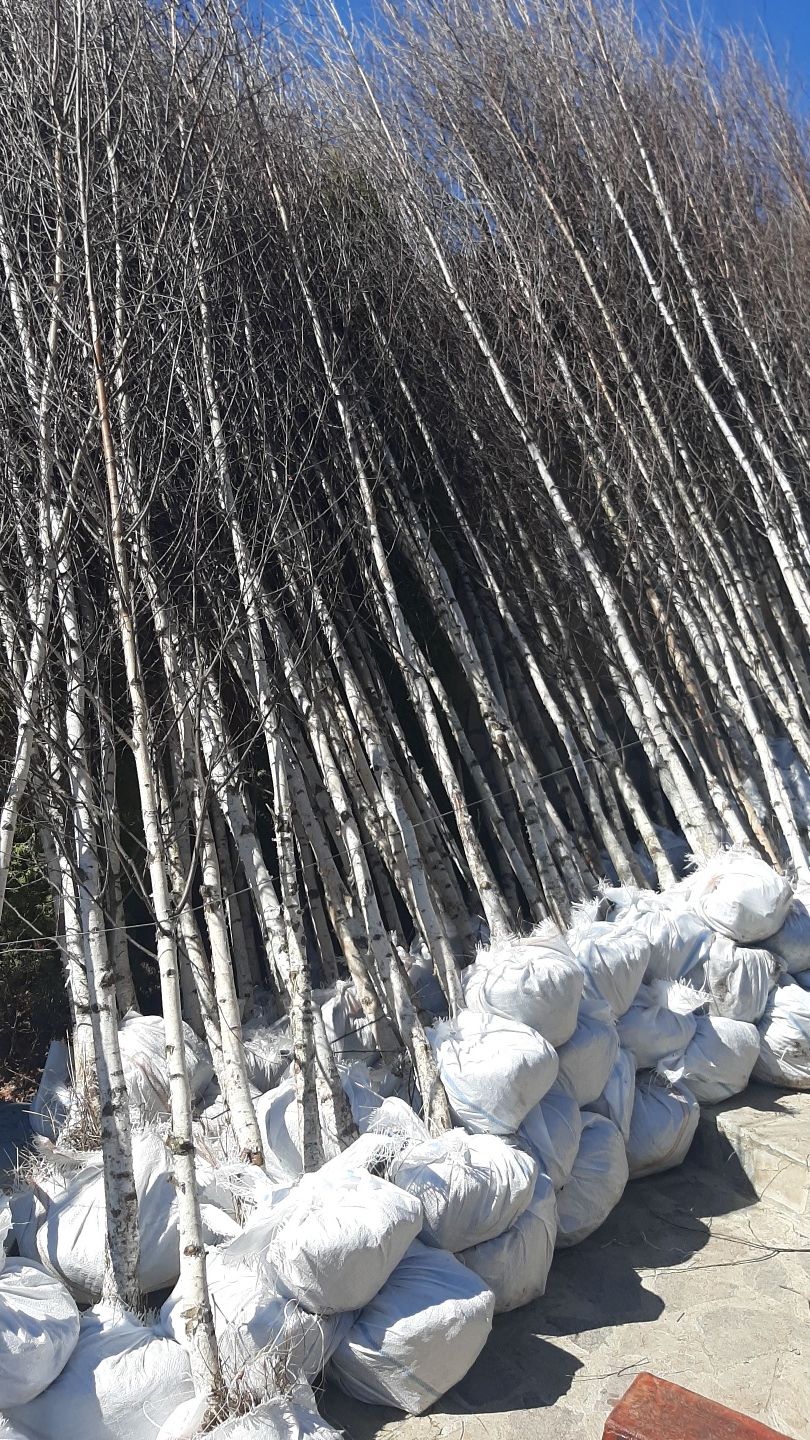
left=3, top=847, right=810, bottom=1438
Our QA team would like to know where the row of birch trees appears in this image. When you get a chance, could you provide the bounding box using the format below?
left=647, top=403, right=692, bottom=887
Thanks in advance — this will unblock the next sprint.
left=1, top=0, right=809, bottom=1419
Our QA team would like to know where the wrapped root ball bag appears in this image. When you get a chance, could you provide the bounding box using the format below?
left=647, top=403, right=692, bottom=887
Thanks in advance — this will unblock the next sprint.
left=584, top=1046, right=636, bottom=1143
left=570, top=919, right=648, bottom=1017
left=517, top=1084, right=582, bottom=1191
left=697, top=937, right=783, bottom=1023
left=28, top=1042, right=71, bottom=1141
left=464, top=931, right=583, bottom=1046
left=754, top=980, right=810, bottom=1088
left=321, top=982, right=379, bottom=1066
left=36, top=1130, right=181, bottom=1302
left=159, top=1397, right=342, bottom=1440
left=555, top=1114, right=628, bottom=1248
left=659, top=1015, right=760, bottom=1104
left=690, top=850, right=793, bottom=944
left=617, top=981, right=699, bottom=1069
left=161, top=1247, right=349, bottom=1385
left=555, top=1000, right=619, bottom=1106
left=626, top=1074, right=699, bottom=1178
left=4, top=1305, right=193, bottom=1440
left=458, top=1172, right=557, bottom=1313
left=330, top=1240, right=494, bottom=1414
left=118, top=1012, right=212, bottom=1121
left=389, top=1130, right=536, bottom=1252
left=428, top=1011, right=558, bottom=1134
left=0, top=1259, right=80, bottom=1406
left=0, top=1420, right=31, bottom=1439
left=620, top=902, right=712, bottom=983
left=227, top=1167, right=423, bottom=1315
left=765, top=886, right=810, bottom=974
left=255, top=1081, right=304, bottom=1178
left=240, top=1021, right=293, bottom=1093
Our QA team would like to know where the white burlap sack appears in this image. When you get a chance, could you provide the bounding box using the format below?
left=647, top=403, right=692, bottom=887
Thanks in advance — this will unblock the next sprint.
left=240, top=1021, right=293, bottom=1093
left=765, top=886, right=810, bottom=974
left=555, top=999, right=619, bottom=1106
left=255, top=1081, right=304, bottom=1178
left=429, top=1011, right=558, bottom=1134
left=4, top=1305, right=193, bottom=1440
left=28, top=1042, right=71, bottom=1141
left=320, top=982, right=379, bottom=1065
left=340, top=1063, right=401, bottom=1133
left=659, top=1015, right=760, bottom=1103
left=0, top=1259, right=80, bottom=1406
left=697, top=937, right=782, bottom=1023
left=517, top=1084, right=583, bottom=1191
left=754, top=980, right=810, bottom=1088
left=118, top=1013, right=213, bottom=1121
left=617, top=980, right=700, bottom=1069
left=225, top=1167, right=423, bottom=1315
left=35, top=1130, right=206, bottom=1301
left=330, top=1240, right=494, bottom=1414
left=629, top=904, right=713, bottom=982
left=402, top=945, right=447, bottom=1017
left=157, top=1397, right=341, bottom=1440
left=555, top=1114, right=628, bottom=1248
left=161, top=1245, right=351, bottom=1386
left=570, top=919, right=648, bottom=1018
left=389, top=1130, right=536, bottom=1252
left=463, top=931, right=583, bottom=1046
left=626, top=1074, right=699, bottom=1178
left=0, top=1195, right=10, bottom=1267
left=584, top=1046, right=636, bottom=1143
left=0, top=1418, right=31, bottom=1438
left=458, top=1172, right=557, bottom=1313
left=689, top=850, right=793, bottom=944
left=361, top=1096, right=431, bottom=1146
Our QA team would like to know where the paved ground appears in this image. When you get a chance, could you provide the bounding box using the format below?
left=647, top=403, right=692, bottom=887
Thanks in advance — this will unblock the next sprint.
left=322, top=1153, right=810, bottom=1440
left=5, top=1086, right=809, bottom=1439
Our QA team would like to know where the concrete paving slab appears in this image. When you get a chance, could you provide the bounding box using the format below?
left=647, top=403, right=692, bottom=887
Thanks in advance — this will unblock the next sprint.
left=694, top=1084, right=810, bottom=1218
left=320, top=1161, right=810, bottom=1440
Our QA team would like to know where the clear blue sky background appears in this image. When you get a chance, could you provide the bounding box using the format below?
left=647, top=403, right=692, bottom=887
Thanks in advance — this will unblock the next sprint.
left=277, top=0, right=809, bottom=96
left=660, top=0, right=810, bottom=84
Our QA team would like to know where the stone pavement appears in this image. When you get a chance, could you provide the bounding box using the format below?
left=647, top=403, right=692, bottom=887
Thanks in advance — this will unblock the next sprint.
left=693, top=1083, right=810, bottom=1220
left=321, top=1156, right=810, bottom=1440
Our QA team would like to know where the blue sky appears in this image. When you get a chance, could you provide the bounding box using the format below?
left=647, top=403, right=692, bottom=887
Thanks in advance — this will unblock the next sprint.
left=659, top=0, right=810, bottom=84
left=295, top=0, right=810, bottom=92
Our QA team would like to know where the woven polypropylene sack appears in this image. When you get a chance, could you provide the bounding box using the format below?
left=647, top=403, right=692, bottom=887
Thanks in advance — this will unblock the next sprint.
left=389, top=1130, right=536, bottom=1252
left=429, top=1011, right=558, bottom=1134
left=555, top=1114, right=628, bottom=1248
left=329, top=1240, right=494, bottom=1414
left=458, top=1172, right=557, bottom=1313
left=0, top=1260, right=80, bottom=1406
left=4, top=1305, right=193, bottom=1440
left=696, top=936, right=783, bottom=1023
left=617, top=982, right=699, bottom=1070
left=626, top=1074, right=699, bottom=1178
left=555, top=1000, right=619, bottom=1107
left=161, top=1245, right=351, bottom=1386
left=689, top=850, right=793, bottom=944
left=223, top=1166, right=423, bottom=1315
left=754, top=979, right=810, bottom=1089
left=659, top=1014, right=760, bottom=1104
left=570, top=919, right=648, bottom=1018
left=517, top=1085, right=583, bottom=1191
left=463, top=932, right=583, bottom=1047
left=584, top=1046, right=636, bottom=1143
